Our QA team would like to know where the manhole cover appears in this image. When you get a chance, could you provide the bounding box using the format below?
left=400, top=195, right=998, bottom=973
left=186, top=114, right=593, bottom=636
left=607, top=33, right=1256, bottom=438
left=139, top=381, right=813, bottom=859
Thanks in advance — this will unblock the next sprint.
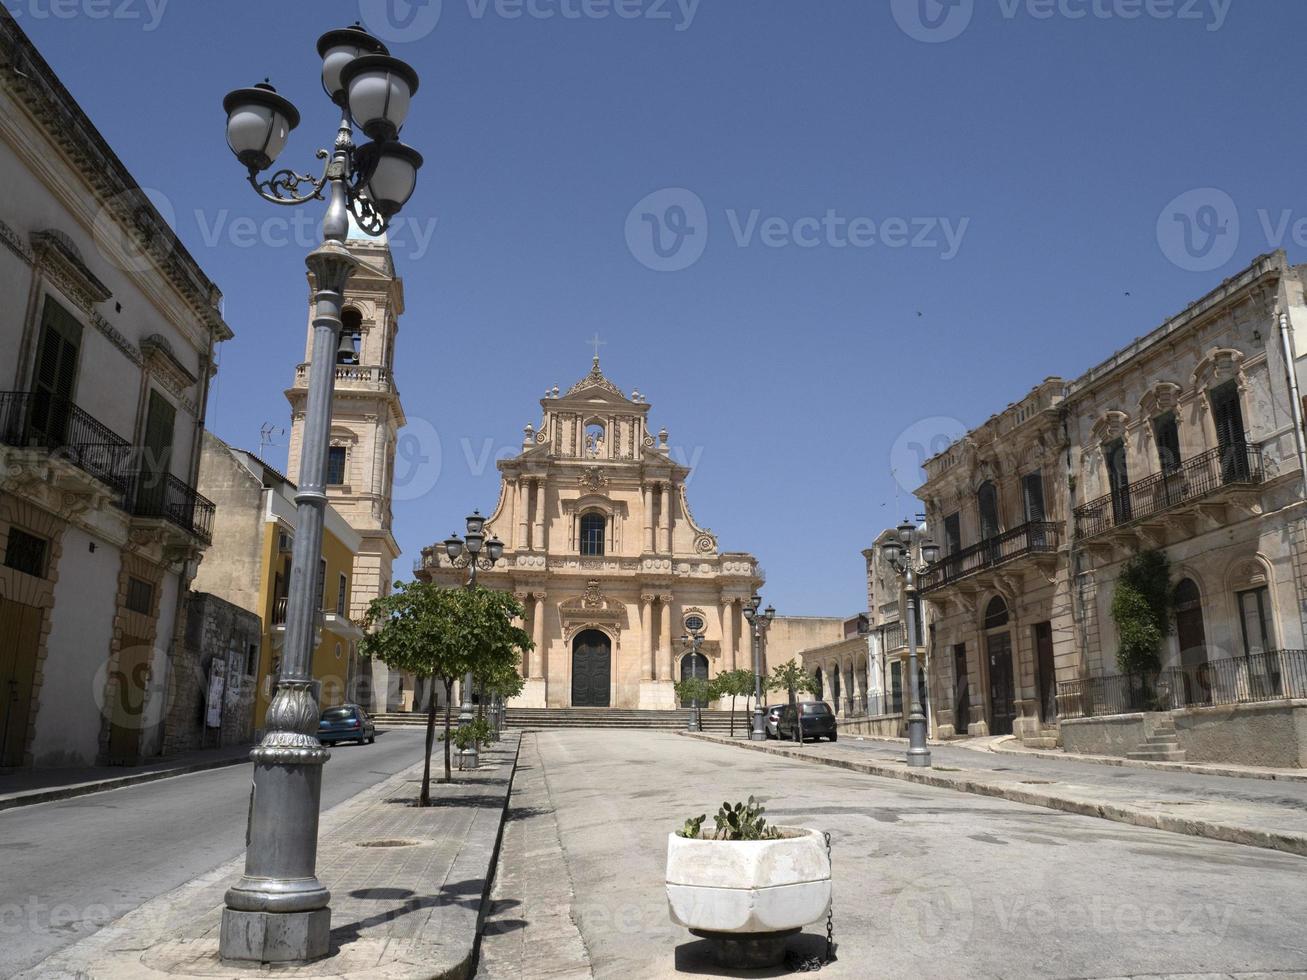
left=357, top=839, right=421, bottom=848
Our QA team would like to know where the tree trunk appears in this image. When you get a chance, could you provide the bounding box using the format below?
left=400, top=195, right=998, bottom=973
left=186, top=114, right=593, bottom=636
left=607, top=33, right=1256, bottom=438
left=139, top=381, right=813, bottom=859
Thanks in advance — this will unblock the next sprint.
left=790, top=686, right=801, bottom=745
left=729, top=694, right=736, bottom=737
left=420, top=681, right=437, bottom=806
left=442, top=679, right=454, bottom=783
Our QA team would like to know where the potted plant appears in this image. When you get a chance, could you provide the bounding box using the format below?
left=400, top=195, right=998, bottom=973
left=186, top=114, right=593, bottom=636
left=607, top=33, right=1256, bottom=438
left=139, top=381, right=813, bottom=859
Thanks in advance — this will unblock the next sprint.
left=666, top=797, right=831, bottom=968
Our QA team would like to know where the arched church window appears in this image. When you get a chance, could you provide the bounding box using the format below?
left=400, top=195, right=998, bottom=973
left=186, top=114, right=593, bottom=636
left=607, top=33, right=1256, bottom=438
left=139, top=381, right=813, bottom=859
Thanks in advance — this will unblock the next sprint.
left=580, top=512, right=606, bottom=557
left=584, top=422, right=605, bottom=458
left=338, top=307, right=362, bottom=365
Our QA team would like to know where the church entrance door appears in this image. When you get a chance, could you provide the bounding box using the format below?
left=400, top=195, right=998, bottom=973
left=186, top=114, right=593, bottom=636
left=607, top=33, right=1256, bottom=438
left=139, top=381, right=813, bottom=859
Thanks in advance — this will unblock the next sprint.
left=679, top=653, right=709, bottom=707
left=571, top=630, right=612, bottom=707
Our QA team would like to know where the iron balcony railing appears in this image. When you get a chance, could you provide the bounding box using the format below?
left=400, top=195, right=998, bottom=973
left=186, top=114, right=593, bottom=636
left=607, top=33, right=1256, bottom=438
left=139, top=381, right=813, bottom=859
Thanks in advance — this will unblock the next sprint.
left=129, top=471, right=216, bottom=544
left=0, top=390, right=134, bottom=496
left=917, top=521, right=1060, bottom=594
left=1057, top=650, right=1307, bottom=719
left=1074, top=443, right=1264, bottom=539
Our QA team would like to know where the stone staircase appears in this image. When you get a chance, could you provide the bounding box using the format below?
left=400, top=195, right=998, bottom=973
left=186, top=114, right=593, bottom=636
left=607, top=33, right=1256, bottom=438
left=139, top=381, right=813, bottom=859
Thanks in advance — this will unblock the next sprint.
left=374, top=708, right=751, bottom=734
left=1127, top=717, right=1187, bottom=762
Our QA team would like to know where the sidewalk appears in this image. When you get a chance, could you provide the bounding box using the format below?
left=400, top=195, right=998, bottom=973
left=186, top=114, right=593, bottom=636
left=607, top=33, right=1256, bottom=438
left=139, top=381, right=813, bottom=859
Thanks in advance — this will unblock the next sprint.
left=0, top=744, right=253, bottom=810
left=685, top=732, right=1307, bottom=858
left=21, top=732, right=522, bottom=980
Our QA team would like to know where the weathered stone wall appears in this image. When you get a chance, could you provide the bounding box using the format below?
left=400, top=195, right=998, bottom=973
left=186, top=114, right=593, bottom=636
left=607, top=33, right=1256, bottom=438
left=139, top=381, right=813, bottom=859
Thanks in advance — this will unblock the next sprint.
left=162, top=591, right=260, bottom=755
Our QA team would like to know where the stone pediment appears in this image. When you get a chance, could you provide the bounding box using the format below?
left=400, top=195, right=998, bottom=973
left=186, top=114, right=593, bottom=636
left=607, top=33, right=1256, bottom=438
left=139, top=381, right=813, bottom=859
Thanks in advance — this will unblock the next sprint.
left=559, top=579, right=625, bottom=643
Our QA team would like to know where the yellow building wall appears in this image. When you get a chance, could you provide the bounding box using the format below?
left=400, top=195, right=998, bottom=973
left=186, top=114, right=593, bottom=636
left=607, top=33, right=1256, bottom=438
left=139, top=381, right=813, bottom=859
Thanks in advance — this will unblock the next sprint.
left=252, top=520, right=356, bottom=730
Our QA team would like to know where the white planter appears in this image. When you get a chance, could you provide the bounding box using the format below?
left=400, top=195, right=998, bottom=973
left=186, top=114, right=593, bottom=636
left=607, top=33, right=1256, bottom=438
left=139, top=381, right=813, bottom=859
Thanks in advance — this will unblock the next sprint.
left=665, top=828, right=831, bottom=936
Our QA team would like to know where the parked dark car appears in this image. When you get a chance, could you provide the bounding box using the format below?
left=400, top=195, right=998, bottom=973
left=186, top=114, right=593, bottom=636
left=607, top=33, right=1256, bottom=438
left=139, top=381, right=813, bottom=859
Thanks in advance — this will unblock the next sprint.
left=318, top=704, right=376, bottom=745
left=763, top=705, right=785, bottom=739
left=777, top=701, right=837, bottom=742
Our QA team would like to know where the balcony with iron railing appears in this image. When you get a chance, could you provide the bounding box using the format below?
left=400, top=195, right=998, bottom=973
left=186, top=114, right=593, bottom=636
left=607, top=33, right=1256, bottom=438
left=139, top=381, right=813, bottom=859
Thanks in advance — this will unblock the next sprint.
left=129, top=470, right=215, bottom=544
left=917, top=521, right=1060, bottom=594
left=0, top=391, right=216, bottom=545
left=0, top=390, right=135, bottom=497
left=1074, top=444, right=1264, bottom=540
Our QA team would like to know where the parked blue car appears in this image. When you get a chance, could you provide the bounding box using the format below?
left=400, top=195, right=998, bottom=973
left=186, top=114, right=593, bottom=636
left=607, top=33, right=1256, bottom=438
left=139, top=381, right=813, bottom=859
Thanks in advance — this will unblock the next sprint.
left=318, top=704, right=376, bottom=745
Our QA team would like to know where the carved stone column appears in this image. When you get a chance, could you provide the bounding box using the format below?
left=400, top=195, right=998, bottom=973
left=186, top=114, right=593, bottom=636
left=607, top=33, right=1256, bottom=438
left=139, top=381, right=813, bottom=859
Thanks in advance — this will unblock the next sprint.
left=533, top=479, right=546, bottom=551
left=530, top=592, right=547, bottom=679
left=516, top=480, right=529, bottom=550
left=642, top=483, right=654, bottom=553
left=658, top=593, right=674, bottom=680
left=663, top=482, right=674, bottom=554
left=720, top=598, right=737, bottom=672
left=640, top=594, right=655, bottom=680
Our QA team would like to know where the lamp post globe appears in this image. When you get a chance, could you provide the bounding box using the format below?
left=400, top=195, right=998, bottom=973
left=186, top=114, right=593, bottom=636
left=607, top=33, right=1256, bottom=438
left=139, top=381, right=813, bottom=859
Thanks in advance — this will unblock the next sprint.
left=217, top=24, right=422, bottom=965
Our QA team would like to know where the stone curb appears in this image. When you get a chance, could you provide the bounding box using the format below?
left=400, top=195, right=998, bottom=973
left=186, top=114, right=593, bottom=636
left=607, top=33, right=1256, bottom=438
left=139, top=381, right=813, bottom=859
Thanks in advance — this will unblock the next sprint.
left=0, top=754, right=249, bottom=812
left=682, top=732, right=1307, bottom=858
left=985, top=736, right=1307, bottom=783
left=846, top=731, right=1307, bottom=783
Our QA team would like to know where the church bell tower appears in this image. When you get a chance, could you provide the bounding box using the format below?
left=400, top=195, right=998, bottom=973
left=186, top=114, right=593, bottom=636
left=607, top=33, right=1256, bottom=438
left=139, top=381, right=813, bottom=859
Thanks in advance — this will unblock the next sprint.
left=286, top=226, right=406, bottom=709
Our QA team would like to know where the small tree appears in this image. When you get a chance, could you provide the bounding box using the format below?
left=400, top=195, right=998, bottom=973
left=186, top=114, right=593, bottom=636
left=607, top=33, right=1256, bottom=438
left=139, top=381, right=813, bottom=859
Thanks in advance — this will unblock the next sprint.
left=1111, top=550, right=1173, bottom=676
left=714, top=668, right=757, bottom=737
left=769, top=659, right=819, bottom=743
left=363, top=583, right=529, bottom=802
left=673, top=676, right=718, bottom=730
left=480, top=656, right=527, bottom=741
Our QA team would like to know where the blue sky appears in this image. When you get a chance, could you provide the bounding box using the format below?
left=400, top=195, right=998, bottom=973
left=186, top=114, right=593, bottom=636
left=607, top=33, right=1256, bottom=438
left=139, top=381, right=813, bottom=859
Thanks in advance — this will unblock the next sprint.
left=15, top=0, right=1304, bottom=614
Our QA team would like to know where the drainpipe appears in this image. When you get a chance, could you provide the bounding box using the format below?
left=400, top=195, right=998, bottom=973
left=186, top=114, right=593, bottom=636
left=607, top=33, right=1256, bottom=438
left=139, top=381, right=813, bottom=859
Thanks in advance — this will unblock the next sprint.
left=1277, top=311, right=1307, bottom=494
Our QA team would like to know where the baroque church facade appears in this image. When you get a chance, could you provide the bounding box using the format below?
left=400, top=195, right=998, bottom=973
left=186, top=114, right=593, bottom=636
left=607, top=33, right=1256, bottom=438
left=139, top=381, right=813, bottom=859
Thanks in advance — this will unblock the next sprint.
left=286, top=229, right=406, bottom=709
left=416, top=358, right=763, bottom=709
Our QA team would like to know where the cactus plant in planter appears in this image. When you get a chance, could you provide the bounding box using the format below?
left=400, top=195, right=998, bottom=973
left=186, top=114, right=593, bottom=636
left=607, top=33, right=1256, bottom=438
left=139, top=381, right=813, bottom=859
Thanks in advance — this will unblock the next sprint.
left=666, top=797, right=832, bottom=968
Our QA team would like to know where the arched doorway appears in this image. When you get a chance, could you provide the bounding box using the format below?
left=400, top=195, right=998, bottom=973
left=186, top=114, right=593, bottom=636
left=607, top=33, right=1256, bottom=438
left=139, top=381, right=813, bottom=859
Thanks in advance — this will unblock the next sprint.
left=830, top=664, right=841, bottom=710
left=679, top=652, right=709, bottom=707
left=984, top=597, right=1016, bottom=736
left=571, top=630, right=611, bottom=707
left=1175, top=578, right=1209, bottom=705
left=813, top=666, right=824, bottom=701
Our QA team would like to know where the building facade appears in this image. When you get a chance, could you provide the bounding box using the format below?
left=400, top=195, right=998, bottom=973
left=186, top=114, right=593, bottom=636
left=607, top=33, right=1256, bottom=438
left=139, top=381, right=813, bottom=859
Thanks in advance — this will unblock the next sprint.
left=416, top=358, right=763, bottom=709
left=915, top=252, right=1307, bottom=761
left=0, top=12, right=228, bottom=767
left=191, top=433, right=363, bottom=732
left=285, top=228, right=406, bottom=711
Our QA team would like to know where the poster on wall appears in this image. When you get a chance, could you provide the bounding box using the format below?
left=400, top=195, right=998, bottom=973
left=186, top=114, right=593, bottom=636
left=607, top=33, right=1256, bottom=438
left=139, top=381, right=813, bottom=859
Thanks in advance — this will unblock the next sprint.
left=206, top=658, right=226, bottom=729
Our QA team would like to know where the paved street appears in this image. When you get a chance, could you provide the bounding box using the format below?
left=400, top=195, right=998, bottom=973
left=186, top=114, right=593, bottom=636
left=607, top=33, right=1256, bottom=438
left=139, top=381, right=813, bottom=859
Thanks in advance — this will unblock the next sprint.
left=481, top=731, right=1307, bottom=979
left=0, top=729, right=429, bottom=977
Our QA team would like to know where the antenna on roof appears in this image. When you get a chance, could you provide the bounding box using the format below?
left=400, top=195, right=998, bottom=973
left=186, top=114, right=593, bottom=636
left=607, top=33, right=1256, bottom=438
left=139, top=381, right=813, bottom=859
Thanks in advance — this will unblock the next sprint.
left=259, top=423, right=285, bottom=457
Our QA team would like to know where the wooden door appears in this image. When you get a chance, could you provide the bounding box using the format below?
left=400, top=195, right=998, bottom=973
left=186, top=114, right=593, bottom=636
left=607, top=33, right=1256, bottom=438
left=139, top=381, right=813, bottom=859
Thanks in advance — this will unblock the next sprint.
left=0, top=599, right=43, bottom=766
left=1033, top=621, right=1056, bottom=724
left=107, top=636, right=152, bottom=764
left=135, top=391, right=175, bottom=517
left=570, top=630, right=611, bottom=708
left=986, top=632, right=1016, bottom=736
left=953, top=644, right=969, bottom=734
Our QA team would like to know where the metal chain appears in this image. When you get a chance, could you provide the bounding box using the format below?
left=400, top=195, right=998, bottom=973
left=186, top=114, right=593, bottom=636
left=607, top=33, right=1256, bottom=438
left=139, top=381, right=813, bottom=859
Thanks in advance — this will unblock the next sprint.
left=785, top=831, right=836, bottom=972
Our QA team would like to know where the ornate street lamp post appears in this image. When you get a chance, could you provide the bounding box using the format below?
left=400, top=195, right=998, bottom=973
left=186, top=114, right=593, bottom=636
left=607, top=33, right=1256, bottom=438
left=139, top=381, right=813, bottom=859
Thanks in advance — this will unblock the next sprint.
left=882, top=520, right=941, bottom=769
left=218, top=24, right=423, bottom=964
left=680, top=630, right=706, bottom=731
left=444, top=510, right=505, bottom=770
left=743, top=594, right=776, bottom=740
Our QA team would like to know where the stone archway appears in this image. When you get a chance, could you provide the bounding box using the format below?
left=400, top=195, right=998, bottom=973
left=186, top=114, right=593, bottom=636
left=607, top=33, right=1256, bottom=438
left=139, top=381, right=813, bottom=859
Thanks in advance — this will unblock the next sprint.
left=571, top=629, right=612, bottom=707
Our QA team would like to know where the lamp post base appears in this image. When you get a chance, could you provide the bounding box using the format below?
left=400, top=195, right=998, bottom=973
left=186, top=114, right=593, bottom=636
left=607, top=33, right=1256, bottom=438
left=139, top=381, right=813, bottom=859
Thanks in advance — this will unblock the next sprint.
left=458, top=746, right=479, bottom=770
left=220, top=908, right=331, bottom=964
left=906, top=747, right=932, bottom=768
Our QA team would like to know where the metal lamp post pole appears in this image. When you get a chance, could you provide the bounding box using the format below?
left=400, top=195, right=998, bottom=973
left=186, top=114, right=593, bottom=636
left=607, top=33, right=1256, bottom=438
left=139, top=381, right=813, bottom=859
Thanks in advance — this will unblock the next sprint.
left=681, top=632, right=704, bottom=731
left=903, top=563, right=930, bottom=768
left=744, top=595, right=773, bottom=740
left=887, top=520, right=937, bottom=770
left=216, top=27, right=425, bottom=961
left=444, top=511, right=503, bottom=771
